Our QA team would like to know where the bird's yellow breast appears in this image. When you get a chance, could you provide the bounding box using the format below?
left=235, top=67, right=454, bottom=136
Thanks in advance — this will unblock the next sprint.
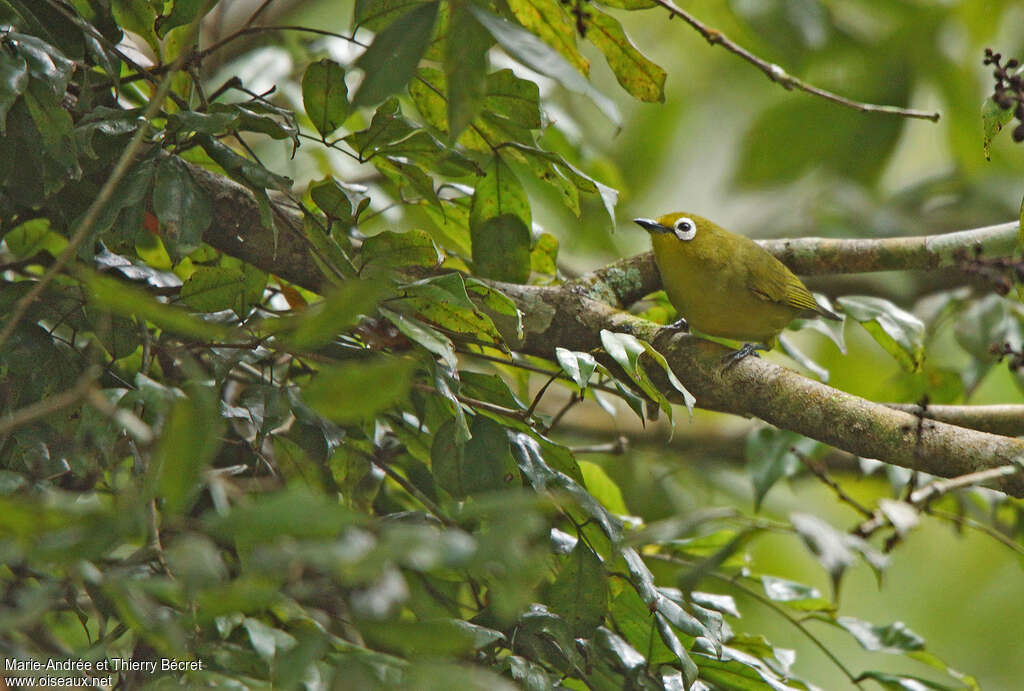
left=650, top=230, right=799, bottom=344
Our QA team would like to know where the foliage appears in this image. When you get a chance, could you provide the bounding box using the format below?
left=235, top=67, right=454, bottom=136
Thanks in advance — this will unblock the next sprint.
left=1, top=0, right=1023, bottom=689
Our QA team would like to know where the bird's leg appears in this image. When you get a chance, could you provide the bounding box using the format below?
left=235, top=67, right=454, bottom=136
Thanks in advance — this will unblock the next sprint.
left=664, top=316, right=690, bottom=333
left=722, top=342, right=770, bottom=368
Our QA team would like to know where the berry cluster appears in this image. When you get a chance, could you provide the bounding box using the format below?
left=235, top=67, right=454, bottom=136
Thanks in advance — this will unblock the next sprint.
left=984, top=48, right=1024, bottom=142
left=954, top=245, right=1024, bottom=296
left=989, top=342, right=1024, bottom=371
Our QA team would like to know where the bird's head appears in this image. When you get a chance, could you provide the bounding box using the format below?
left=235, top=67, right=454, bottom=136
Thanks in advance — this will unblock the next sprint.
left=633, top=212, right=709, bottom=243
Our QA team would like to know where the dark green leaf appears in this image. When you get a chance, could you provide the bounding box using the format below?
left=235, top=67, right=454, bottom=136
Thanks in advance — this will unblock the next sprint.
left=472, top=214, right=531, bottom=284
left=445, top=5, right=491, bottom=139
left=549, top=540, right=608, bottom=637
left=302, top=58, right=350, bottom=137
left=151, top=386, right=223, bottom=515
left=283, top=279, right=391, bottom=349
left=353, top=2, right=439, bottom=108
left=432, top=416, right=519, bottom=498
left=0, top=50, right=28, bottom=131
left=310, top=176, right=367, bottom=223
left=153, top=155, right=213, bottom=258
left=354, top=0, right=431, bottom=31
left=303, top=356, right=417, bottom=423
left=80, top=268, right=231, bottom=341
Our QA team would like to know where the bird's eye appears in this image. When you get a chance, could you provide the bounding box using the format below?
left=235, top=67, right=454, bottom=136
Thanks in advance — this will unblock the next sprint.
left=673, top=217, right=697, bottom=241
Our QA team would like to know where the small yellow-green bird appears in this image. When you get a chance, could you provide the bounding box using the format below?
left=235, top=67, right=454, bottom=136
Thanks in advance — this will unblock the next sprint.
left=634, top=212, right=841, bottom=363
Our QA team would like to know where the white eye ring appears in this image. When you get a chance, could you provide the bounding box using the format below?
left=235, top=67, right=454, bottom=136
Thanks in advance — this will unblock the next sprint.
left=673, top=217, right=696, bottom=241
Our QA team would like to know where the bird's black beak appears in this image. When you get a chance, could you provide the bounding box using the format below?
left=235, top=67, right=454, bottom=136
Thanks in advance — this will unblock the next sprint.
left=633, top=218, right=669, bottom=234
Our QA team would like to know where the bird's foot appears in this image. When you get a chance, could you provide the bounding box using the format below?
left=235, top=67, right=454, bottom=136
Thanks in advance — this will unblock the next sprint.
left=663, top=317, right=690, bottom=333
left=722, top=343, right=769, bottom=368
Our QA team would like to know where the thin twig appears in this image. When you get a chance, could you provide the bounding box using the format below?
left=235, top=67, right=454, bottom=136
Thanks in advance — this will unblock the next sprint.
left=651, top=0, right=940, bottom=122
left=412, top=382, right=527, bottom=420
left=909, top=463, right=1023, bottom=505
left=0, top=368, right=100, bottom=436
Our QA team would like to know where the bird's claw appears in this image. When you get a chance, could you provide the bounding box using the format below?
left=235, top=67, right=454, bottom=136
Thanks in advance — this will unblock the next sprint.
left=722, top=343, right=769, bottom=368
left=664, top=317, right=690, bottom=333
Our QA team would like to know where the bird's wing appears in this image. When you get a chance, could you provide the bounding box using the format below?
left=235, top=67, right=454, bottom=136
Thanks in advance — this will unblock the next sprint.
left=747, top=263, right=828, bottom=314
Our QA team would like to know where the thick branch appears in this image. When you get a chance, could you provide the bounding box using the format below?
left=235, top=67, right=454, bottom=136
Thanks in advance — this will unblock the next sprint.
left=492, top=283, right=1024, bottom=497
left=582, top=222, right=1019, bottom=306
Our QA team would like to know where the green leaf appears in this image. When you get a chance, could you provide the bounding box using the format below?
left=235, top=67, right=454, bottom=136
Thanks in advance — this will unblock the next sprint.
left=759, top=575, right=831, bottom=611
left=530, top=231, right=559, bottom=274
left=180, top=266, right=248, bottom=313
left=790, top=512, right=888, bottom=594
left=465, top=278, right=524, bottom=340
left=359, top=229, right=442, bottom=276
left=363, top=619, right=505, bottom=656
left=468, top=5, right=620, bottom=126
left=836, top=617, right=924, bottom=654
left=837, top=295, right=925, bottom=372
left=354, top=0, right=431, bottom=31
left=375, top=155, right=441, bottom=208
left=196, top=134, right=293, bottom=192
left=380, top=306, right=458, bottom=370
left=744, top=427, right=820, bottom=511
left=981, top=96, right=1013, bottom=161
left=578, top=461, right=627, bottom=515
left=445, top=4, right=491, bottom=139
left=353, top=2, right=439, bottom=108
left=470, top=156, right=532, bottom=283
left=207, top=487, right=363, bottom=543
left=310, top=177, right=369, bottom=225
left=594, top=0, right=655, bottom=9
left=594, top=627, right=645, bottom=673
left=432, top=416, right=519, bottom=498
left=549, top=540, right=608, bottom=637
left=9, top=32, right=75, bottom=97
left=472, top=214, right=532, bottom=284
left=153, top=155, right=212, bottom=258
left=156, top=0, right=214, bottom=38
left=586, top=8, right=665, bottom=102
left=79, top=268, right=231, bottom=341
left=505, top=0, right=588, bottom=75
left=599, top=329, right=693, bottom=425
left=150, top=386, right=223, bottom=515
left=484, top=69, right=542, bottom=129
left=111, top=0, right=160, bottom=55
left=555, top=348, right=597, bottom=390
left=401, top=273, right=504, bottom=343
left=0, top=50, right=28, bottom=132
left=470, top=155, right=532, bottom=229
left=855, top=671, right=960, bottom=691
left=302, top=58, right=350, bottom=138
left=303, top=356, right=416, bottom=423
left=283, top=279, right=391, bottom=349
left=4, top=218, right=62, bottom=257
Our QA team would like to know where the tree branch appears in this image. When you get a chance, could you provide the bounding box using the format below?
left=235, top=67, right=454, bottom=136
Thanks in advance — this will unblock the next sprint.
left=185, top=166, right=1024, bottom=496
left=651, top=0, right=940, bottom=122
left=583, top=221, right=1019, bottom=306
